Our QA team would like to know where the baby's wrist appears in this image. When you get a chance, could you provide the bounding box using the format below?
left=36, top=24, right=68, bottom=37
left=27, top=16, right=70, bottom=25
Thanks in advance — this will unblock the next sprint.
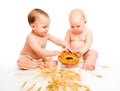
left=53, top=51, right=59, bottom=56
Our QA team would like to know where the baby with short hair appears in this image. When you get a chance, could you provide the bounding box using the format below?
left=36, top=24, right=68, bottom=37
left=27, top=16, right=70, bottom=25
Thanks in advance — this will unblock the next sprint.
left=64, top=8, right=98, bottom=70
left=17, top=8, right=69, bottom=70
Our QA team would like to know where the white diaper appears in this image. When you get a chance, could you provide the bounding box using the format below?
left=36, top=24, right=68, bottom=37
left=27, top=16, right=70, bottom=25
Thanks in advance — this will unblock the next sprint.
left=19, top=55, right=42, bottom=62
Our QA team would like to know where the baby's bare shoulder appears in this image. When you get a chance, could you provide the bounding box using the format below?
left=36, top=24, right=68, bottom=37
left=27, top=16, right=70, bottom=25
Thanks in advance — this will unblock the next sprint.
left=26, top=32, right=45, bottom=43
left=66, top=29, right=72, bottom=34
left=27, top=32, right=35, bottom=37
left=68, top=29, right=71, bottom=32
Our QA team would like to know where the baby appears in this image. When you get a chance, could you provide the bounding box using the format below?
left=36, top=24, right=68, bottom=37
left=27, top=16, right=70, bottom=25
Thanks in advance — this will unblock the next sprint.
left=64, top=8, right=98, bottom=70
left=17, top=8, right=68, bottom=70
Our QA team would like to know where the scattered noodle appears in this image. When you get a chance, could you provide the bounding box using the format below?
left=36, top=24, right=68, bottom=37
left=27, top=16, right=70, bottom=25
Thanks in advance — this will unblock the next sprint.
left=83, top=85, right=91, bottom=91
left=36, top=87, right=41, bottom=91
left=21, top=81, right=27, bottom=88
left=96, top=74, right=102, bottom=78
left=44, top=67, right=90, bottom=91
left=20, top=67, right=91, bottom=91
left=27, top=83, right=36, bottom=91
left=87, top=71, right=102, bottom=78
left=97, top=64, right=109, bottom=68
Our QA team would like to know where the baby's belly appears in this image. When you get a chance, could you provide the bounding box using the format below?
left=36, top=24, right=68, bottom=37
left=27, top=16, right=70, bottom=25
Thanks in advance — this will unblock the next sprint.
left=70, top=41, right=84, bottom=52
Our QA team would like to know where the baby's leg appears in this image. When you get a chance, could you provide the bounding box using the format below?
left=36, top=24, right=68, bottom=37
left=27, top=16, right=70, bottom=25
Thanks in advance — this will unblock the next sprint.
left=38, top=57, right=58, bottom=68
left=17, top=57, right=40, bottom=70
left=44, top=60, right=58, bottom=68
left=46, top=57, right=53, bottom=61
left=82, top=50, right=98, bottom=70
left=65, top=64, right=79, bottom=68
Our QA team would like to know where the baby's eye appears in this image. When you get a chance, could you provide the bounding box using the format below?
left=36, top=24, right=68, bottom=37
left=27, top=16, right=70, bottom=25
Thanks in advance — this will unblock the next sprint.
left=77, top=25, right=80, bottom=28
left=43, top=26, right=47, bottom=28
left=71, top=26, right=74, bottom=29
left=43, top=26, right=49, bottom=29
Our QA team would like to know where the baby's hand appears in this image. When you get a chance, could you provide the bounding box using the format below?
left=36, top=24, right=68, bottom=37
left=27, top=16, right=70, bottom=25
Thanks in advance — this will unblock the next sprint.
left=62, top=46, right=72, bottom=52
left=53, top=50, right=61, bottom=56
left=75, top=49, right=84, bottom=55
left=78, top=48, right=86, bottom=55
left=65, top=46, right=73, bottom=53
left=74, top=50, right=80, bottom=54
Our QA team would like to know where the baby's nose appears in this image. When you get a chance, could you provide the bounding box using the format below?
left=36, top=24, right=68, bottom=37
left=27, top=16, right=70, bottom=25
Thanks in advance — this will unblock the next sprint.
left=45, top=27, right=49, bottom=31
left=74, top=27, right=78, bottom=30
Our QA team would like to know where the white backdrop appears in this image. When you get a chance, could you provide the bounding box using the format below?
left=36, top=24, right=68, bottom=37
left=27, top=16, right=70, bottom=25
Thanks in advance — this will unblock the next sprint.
left=0, top=0, right=120, bottom=91
left=0, top=0, right=120, bottom=64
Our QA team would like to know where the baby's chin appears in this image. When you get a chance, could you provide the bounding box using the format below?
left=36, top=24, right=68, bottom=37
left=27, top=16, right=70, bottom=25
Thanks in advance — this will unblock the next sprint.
left=39, top=33, right=47, bottom=37
left=72, top=30, right=82, bottom=34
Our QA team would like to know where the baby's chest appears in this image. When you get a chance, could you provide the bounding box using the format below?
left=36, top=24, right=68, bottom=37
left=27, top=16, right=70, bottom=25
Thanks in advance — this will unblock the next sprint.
left=70, top=34, right=86, bottom=41
left=37, top=37, right=48, bottom=48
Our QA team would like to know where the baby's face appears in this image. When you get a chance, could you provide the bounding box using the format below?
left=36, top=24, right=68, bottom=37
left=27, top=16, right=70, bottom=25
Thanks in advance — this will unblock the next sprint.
left=69, top=17, right=86, bottom=34
left=69, top=9, right=86, bottom=34
left=32, top=15, right=50, bottom=36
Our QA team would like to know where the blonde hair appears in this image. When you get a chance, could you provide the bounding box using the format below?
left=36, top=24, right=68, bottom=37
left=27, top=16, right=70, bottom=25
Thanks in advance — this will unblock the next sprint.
left=28, top=8, right=49, bottom=24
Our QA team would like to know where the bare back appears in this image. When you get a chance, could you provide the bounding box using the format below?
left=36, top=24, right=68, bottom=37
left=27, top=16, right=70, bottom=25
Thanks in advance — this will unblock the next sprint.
left=20, top=32, right=48, bottom=59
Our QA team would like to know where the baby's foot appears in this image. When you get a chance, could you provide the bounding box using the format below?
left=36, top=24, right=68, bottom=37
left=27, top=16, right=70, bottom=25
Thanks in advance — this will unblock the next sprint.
left=82, top=63, right=95, bottom=71
left=46, top=57, right=52, bottom=61
left=44, top=60, right=58, bottom=68
left=38, top=61, right=45, bottom=68
left=17, top=57, right=39, bottom=70
left=65, top=64, right=79, bottom=68
left=38, top=60, right=58, bottom=68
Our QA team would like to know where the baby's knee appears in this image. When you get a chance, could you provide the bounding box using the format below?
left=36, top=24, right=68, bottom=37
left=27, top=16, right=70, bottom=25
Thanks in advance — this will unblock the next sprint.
left=17, top=57, right=31, bottom=70
left=17, top=59, right=23, bottom=69
left=17, top=59, right=24, bottom=69
left=17, top=58, right=22, bottom=66
left=88, top=50, right=98, bottom=57
left=92, top=50, right=98, bottom=57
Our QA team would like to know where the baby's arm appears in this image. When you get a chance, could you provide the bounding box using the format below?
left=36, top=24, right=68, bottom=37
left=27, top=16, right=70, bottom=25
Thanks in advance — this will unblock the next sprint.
left=63, top=30, right=72, bottom=51
left=48, top=33, right=69, bottom=49
left=64, top=30, right=70, bottom=45
left=80, top=30, right=93, bottom=54
left=27, top=34, right=60, bottom=57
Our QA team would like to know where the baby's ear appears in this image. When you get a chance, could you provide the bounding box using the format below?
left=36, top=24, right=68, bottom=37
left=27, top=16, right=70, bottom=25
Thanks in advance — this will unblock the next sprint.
left=84, top=20, right=87, bottom=24
left=30, top=23, right=36, bottom=29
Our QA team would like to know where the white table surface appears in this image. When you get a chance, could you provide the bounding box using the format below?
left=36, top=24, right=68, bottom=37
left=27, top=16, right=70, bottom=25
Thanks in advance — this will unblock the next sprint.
left=0, top=57, right=120, bottom=91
